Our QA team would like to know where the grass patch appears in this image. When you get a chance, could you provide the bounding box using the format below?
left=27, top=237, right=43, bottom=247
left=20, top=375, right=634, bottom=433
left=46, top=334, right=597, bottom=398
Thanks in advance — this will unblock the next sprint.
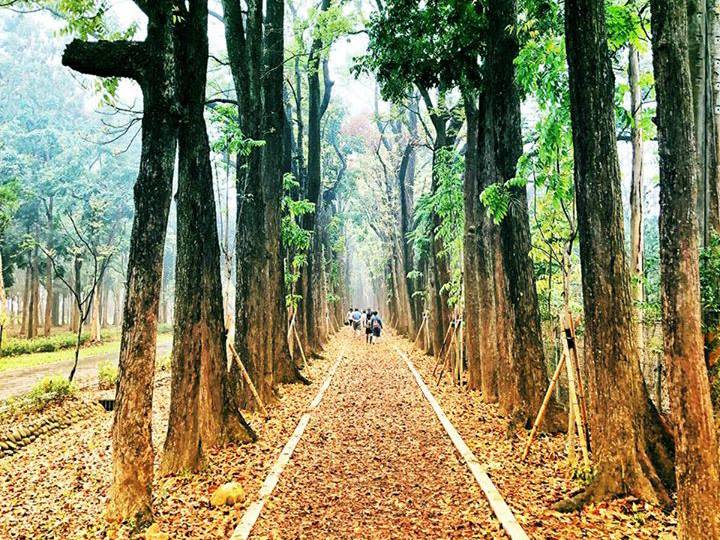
left=0, top=328, right=122, bottom=358
left=0, top=333, right=172, bottom=373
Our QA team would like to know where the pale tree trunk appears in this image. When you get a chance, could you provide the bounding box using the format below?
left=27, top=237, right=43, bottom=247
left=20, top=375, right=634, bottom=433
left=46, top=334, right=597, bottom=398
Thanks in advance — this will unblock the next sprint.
left=28, top=243, right=39, bottom=339
left=563, top=0, right=675, bottom=508
left=628, top=45, right=645, bottom=368
left=70, top=256, right=81, bottom=333
left=651, top=0, right=720, bottom=535
left=21, top=265, right=29, bottom=337
left=90, top=282, right=101, bottom=343
left=44, top=197, right=53, bottom=337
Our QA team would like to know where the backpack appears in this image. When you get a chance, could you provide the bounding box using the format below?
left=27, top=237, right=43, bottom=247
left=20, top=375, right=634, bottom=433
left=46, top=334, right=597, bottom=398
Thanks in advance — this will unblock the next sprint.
left=373, top=318, right=381, bottom=330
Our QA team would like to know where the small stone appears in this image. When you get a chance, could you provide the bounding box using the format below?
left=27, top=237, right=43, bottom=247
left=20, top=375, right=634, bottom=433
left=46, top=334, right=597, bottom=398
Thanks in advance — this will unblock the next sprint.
left=210, top=482, right=245, bottom=507
left=144, top=523, right=169, bottom=540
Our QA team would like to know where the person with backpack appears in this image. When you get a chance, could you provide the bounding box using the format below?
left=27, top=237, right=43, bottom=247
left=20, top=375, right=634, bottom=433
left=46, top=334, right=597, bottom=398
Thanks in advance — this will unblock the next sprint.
left=370, top=311, right=383, bottom=344
left=364, top=307, right=374, bottom=343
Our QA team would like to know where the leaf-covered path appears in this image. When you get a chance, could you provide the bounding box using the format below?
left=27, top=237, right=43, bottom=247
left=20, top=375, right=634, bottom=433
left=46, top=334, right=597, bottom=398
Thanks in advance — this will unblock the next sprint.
left=248, top=332, right=502, bottom=539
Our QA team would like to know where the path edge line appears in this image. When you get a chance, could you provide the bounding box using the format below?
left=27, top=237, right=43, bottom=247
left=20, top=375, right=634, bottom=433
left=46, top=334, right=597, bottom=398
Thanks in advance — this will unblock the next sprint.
left=395, top=347, right=529, bottom=540
left=230, top=347, right=346, bottom=540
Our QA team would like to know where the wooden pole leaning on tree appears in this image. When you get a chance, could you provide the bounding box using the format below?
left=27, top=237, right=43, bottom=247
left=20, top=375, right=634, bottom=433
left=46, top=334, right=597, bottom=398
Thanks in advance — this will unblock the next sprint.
left=521, top=351, right=567, bottom=461
left=436, top=320, right=459, bottom=386
left=228, top=342, right=270, bottom=419
left=560, top=322, right=590, bottom=469
left=433, top=321, right=455, bottom=377
left=562, top=308, right=590, bottom=451
left=413, top=313, right=428, bottom=348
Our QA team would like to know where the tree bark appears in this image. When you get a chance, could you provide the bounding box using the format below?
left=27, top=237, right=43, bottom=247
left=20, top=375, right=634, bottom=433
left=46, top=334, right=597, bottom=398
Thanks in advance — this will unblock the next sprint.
left=628, top=45, right=645, bottom=370
left=28, top=240, right=39, bottom=339
left=463, top=97, right=482, bottom=391
left=162, top=0, right=250, bottom=475
left=64, top=1, right=180, bottom=523
left=563, top=0, right=674, bottom=507
left=651, top=0, right=720, bottom=535
left=302, top=0, right=333, bottom=354
left=44, top=197, right=53, bottom=337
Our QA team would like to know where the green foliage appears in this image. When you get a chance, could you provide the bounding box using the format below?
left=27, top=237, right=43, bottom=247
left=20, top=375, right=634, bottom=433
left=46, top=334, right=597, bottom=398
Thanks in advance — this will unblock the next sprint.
left=97, top=360, right=118, bottom=390
left=0, top=332, right=92, bottom=358
left=700, top=233, right=720, bottom=332
left=281, top=173, right=315, bottom=308
left=27, top=375, right=76, bottom=406
left=210, top=105, right=266, bottom=157
left=409, top=147, right=464, bottom=307
left=0, top=179, right=20, bottom=238
left=356, top=0, right=485, bottom=100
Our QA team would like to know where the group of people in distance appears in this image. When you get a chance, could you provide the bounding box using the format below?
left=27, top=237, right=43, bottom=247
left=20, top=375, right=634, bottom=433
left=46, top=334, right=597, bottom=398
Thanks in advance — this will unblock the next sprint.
left=345, top=307, right=383, bottom=344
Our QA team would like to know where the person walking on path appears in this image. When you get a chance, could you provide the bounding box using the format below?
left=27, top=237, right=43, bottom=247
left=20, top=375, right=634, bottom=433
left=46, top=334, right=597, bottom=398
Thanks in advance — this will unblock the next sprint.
left=364, top=307, right=374, bottom=344
left=370, top=311, right=383, bottom=344
left=351, top=308, right=362, bottom=336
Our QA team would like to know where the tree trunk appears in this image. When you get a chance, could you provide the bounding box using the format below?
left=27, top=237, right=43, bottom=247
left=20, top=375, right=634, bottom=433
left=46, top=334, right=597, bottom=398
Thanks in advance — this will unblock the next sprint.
left=463, top=97, right=482, bottom=391
left=28, top=242, right=39, bottom=339
left=162, top=0, right=248, bottom=475
left=651, top=0, right=720, bottom=535
left=20, top=264, right=29, bottom=336
left=302, top=0, right=333, bottom=354
left=224, top=0, right=286, bottom=407
left=264, top=0, right=302, bottom=384
left=628, top=45, right=645, bottom=370
left=71, top=255, right=81, bottom=333
left=487, top=0, right=564, bottom=431
left=562, top=0, right=675, bottom=507
left=44, top=196, right=53, bottom=337
left=90, top=281, right=101, bottom=343
left=63, top=1, right=180, bottom=523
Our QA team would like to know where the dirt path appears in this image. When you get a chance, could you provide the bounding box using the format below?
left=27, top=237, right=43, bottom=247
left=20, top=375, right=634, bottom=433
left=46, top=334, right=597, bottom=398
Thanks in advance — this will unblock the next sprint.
left=250, top=332, right=502, bottom=539
left=0, top=336, right=172, bottom=401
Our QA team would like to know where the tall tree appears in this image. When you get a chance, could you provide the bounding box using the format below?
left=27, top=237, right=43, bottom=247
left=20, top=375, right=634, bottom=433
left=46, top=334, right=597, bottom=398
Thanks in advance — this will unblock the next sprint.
left=562, top=0, right=674, bottom=508
left=650, top=0, right=720, bottom=534
left=628, top=44, right=645, bottom=366
left=301, top=0, right=334, bottom=354
left=162, top=0, right=252, bottom=475
left=62, top=0, right=179, bottom=522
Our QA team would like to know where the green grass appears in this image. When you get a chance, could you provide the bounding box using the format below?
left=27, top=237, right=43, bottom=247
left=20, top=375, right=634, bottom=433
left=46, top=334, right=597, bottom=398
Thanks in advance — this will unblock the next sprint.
left=0, top=328, right=122, bottom=358
left=0, top=333, right=172, bottom=373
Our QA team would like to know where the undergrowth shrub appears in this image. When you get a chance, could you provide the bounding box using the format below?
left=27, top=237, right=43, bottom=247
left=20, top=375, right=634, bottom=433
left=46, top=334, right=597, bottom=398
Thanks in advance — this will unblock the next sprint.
left=156, top=353, right=171, bottom=372
left=27, top=376, right=76, bottom=407
left=97, top=361, right=119, bottom=390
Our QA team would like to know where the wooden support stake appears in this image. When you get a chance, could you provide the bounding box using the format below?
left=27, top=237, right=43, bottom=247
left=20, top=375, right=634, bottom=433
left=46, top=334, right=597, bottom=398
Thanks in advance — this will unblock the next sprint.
left=293, top=321, right=308, bottom=369
left=228, top=342, right=270, bottom=419
left=563, top=309, right=590, bottom=451
left=433, top=322, right=455, bottom=377
left=413, top=315, right=427, bottom=348
left=561, top=329, right=590, bottom=469
left=521, top=351, right=567, bottom=461
left=436, top=323, right=458, bottom=386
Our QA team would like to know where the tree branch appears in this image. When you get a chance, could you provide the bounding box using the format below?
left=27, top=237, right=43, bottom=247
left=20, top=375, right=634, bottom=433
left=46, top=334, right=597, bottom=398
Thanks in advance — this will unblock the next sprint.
left=62, top=40, right=147, bottom=81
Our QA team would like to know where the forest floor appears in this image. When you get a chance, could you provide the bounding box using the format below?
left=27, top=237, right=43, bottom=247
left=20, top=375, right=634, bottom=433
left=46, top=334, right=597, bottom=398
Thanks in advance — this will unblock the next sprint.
left=0, top=335, right=173, bottom=401
left=0, top=330, right=677, bottom=539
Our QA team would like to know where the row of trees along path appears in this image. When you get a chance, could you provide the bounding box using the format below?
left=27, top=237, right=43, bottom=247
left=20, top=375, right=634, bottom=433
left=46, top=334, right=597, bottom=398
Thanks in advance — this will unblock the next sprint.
left=11, top=0, right=718, bottom=537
